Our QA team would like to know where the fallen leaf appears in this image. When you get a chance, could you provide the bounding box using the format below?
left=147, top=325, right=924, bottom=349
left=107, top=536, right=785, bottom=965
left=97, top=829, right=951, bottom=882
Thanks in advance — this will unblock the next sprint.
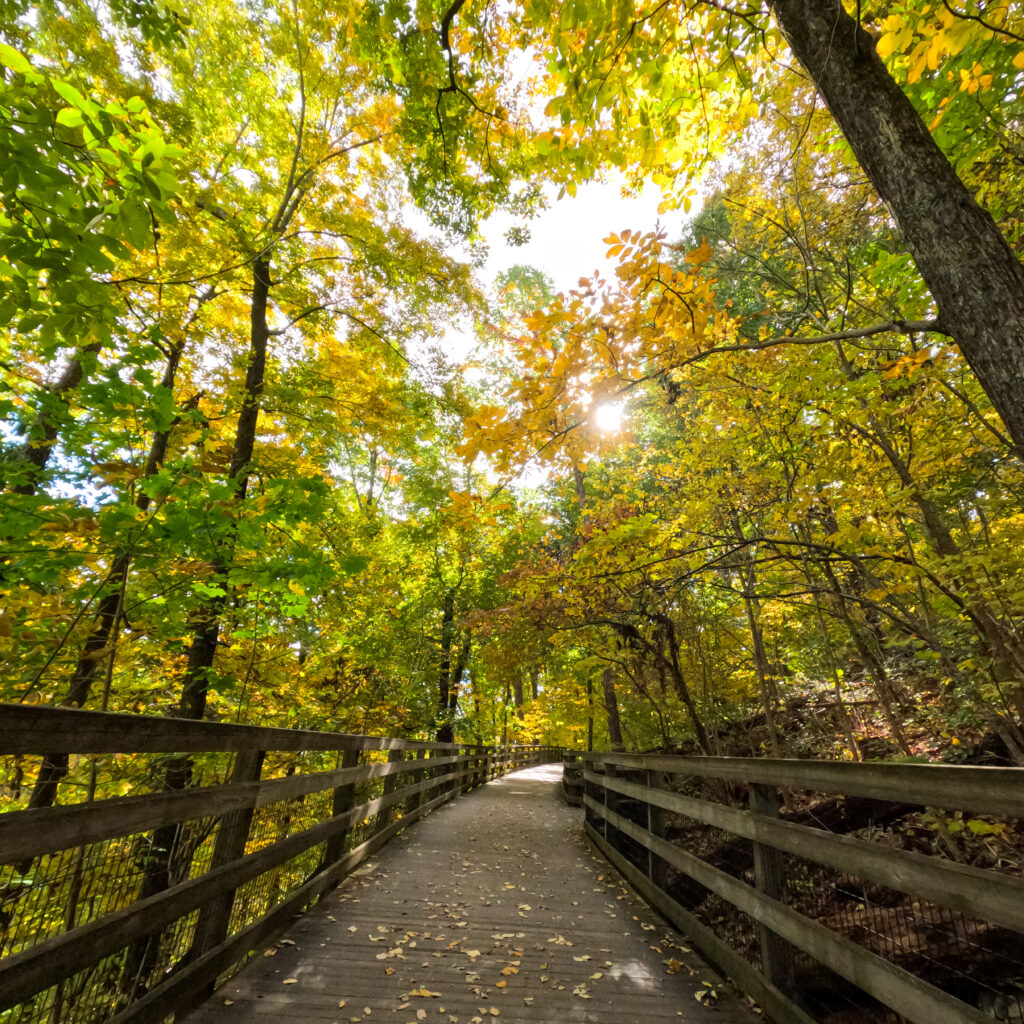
left=283, top=979, right=298, bottom=985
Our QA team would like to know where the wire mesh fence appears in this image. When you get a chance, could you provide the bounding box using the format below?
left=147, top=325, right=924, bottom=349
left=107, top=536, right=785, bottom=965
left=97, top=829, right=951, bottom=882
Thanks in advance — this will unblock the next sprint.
left=582, top=752, right=1024, bottom=1024
left=0, top=705, right=559, bottom=1024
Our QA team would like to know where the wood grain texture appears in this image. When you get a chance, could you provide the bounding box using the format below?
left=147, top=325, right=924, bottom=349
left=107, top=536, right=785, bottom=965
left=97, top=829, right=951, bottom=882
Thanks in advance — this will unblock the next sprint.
left=586, top=752, right=1024, bottom=818
left=185, top=765, right=754, bottom=1024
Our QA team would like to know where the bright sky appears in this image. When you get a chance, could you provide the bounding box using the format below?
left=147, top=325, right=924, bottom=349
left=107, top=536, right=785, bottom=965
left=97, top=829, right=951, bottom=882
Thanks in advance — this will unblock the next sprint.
left=481, top=177, right=689, bottom=293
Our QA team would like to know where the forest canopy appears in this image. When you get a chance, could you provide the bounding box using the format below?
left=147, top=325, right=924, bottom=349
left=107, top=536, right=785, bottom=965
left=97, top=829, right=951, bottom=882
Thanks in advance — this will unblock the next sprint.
left=2, top=0, right=1024, bottom=772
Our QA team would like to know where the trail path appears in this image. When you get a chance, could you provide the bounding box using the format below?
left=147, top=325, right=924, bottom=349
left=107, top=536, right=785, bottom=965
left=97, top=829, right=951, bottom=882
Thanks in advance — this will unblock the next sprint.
left=187, top=763, right=752, bottom=1024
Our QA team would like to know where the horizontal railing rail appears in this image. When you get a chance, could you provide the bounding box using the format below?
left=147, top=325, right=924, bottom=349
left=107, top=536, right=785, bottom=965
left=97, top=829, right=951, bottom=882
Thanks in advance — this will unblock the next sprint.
left=0, top=704, right=559, bottom=1024
left=578, top=751, right=1024, bottom=1024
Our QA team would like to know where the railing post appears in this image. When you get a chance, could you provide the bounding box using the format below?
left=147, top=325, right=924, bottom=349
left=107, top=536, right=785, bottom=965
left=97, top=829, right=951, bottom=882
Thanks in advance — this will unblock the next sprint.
left=472, top=744, right=484, bottom=789
left=376, top=749, right=404, bottom=832
left=324, top=748, right=361, bottom=865
left=749, top=782, right=794, bottom=993
left=645, top=767, right=669, bottom=890
left=186, top=748, right=265, bottom=999
left=407, top=747, right=427, bottom=812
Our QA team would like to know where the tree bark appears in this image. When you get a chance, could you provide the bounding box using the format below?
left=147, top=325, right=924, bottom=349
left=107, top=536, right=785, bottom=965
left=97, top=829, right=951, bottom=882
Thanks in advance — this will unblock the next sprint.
left=769, top=0, right=1024, bottom=456
left=601, top=668, right=625, bottom=750
left=177, top=258, right=271, bottom=722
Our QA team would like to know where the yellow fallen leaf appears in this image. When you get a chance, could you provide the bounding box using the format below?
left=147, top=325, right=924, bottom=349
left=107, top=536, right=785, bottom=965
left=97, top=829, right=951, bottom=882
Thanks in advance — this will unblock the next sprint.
left=408, top=989, right=442, bottom=998
left=283, top=979, right=298, bottom=985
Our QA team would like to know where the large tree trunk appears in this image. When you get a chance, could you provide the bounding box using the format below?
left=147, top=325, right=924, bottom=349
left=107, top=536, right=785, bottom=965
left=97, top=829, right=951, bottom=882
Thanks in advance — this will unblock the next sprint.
left=769, top=0, right=1024, bottom=456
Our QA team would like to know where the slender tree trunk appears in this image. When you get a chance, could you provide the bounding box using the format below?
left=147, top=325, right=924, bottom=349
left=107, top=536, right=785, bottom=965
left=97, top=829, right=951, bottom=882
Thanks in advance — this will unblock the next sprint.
left=511, top=672, right=524, bottom=717
left=769, top=0, right=1024, bottom=455
left=27, top=343, right=195, bottom=809
left=742, top=583, right=784, bottom=758
left=439, top=628, right=469, bottom=743
left=178, top=258, right=271, bottom=722
left=4, top=343, right=101, bottom=495
left=436, top=589, right=455, bottom=741
left=122, top=261, right=270, bottom=998
left=649, top=613, right=711, bottom=752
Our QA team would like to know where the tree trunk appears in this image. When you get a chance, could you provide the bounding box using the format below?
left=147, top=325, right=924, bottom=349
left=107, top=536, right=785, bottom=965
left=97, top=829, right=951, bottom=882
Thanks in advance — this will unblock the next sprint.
left=178, top=257, right=272, bottom=722
left=770, top=0, right=1024, bottom=456
left=121, top=260, right=270, bottom=999
left=436, top=589, right=455, bottom=742
left=27, top=345, right=194, bottom=810
left=601, top=668, right=625, bottom=750
left=511, top=672, right=524, bottom=712
left=439, top=628, right=469, bottom=743
left=586, top=675, right=594, bottom=751
left=4, top=344, right=101, bottom=495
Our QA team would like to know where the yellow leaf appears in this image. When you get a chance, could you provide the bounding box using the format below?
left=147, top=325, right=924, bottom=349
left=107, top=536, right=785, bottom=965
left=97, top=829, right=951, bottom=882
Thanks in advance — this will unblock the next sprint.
left=685, top=240, right=713, bottom=266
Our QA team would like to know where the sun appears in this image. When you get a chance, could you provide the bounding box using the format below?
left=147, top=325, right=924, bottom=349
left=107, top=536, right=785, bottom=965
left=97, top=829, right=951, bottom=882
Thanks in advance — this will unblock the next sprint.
left=594, top=402, right=626, bottom=433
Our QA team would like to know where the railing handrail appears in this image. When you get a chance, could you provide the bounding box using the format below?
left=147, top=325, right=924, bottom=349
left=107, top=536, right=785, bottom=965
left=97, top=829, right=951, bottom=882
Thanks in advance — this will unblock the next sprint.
left=0, top=703, right=546, bottom=755
left=585, top=750, right=1024, bottom=818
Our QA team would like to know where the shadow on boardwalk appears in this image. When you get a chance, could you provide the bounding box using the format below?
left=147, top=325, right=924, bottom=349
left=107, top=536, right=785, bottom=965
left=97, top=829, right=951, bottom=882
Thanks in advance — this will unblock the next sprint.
left=187, top=764, right=753, bottom=1024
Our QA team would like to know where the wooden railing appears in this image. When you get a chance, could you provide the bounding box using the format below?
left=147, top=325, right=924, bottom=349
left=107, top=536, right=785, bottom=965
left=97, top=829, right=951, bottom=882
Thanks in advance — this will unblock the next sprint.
left=0, top=704, right=559, bottom=1024
left=561, top=750, right=582, bottom=806
left=580, top=751, right=1024, bottom=1024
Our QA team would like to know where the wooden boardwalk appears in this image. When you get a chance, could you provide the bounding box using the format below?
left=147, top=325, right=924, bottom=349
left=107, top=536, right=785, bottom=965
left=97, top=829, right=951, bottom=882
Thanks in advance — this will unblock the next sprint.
left=187, top=763, right=752, bottom=1024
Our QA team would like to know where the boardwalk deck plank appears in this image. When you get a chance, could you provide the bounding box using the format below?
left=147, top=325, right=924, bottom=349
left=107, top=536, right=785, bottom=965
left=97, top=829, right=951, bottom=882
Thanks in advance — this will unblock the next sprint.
left=187, top=765, right=753, bottom=1024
